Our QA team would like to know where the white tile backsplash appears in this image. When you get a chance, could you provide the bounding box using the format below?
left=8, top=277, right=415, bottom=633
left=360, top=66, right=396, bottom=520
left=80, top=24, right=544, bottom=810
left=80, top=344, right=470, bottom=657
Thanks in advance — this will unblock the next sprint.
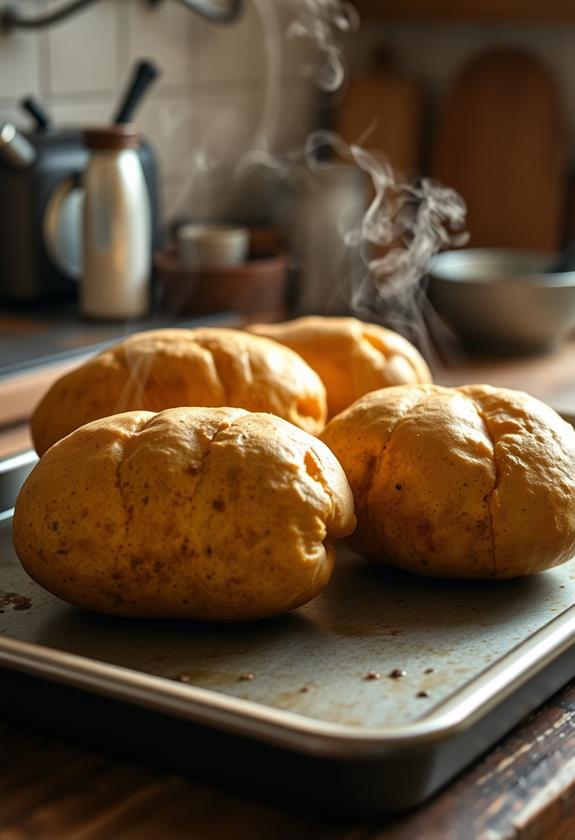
left=0, top=2, right=40, bottom=99
left=126, top=0, right=199, bottom=87
left=197, top=0, right=268, bottom=83
left=45, top=0, right=120, bottom=95
left=46, top=98, right=115, bottom=129
left=134, top=87, right=202, bottom=180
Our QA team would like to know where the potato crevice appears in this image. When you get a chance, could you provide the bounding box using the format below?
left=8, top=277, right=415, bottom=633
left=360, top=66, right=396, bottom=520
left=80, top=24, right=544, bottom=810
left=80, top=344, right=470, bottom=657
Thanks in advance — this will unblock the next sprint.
left=463, top=394, right=499, bottom=576
left=364, top=391, right=430, bottom=564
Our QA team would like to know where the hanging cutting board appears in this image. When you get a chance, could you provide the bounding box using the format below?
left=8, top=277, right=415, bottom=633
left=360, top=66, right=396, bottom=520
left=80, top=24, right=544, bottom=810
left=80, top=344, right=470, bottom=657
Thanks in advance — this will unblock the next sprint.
left=336, top=66, right=424, bottom=177
left=430, top=48, right=566, bottom=252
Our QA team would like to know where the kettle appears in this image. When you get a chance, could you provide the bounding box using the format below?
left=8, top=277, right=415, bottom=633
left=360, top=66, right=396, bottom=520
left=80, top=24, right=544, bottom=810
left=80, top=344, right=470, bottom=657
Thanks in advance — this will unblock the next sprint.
left=0, top=61, right=161, bottom=303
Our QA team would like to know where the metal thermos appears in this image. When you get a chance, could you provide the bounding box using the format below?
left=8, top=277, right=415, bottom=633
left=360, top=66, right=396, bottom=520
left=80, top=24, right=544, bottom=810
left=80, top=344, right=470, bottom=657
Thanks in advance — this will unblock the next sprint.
left=273, top=163, right=368, bottom=315
left=80, top=126, right=151, bottom=319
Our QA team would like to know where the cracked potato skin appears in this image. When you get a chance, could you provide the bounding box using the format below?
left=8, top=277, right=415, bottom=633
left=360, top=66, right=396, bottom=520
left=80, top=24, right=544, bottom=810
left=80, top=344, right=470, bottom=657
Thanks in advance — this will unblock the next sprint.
left=321, top=384, right=575, bottom=578
left=31, top=328, right=327, bottom=455
left=249, top=316, right=432, bottom=418
left=14, top=407, right=355, bottom=620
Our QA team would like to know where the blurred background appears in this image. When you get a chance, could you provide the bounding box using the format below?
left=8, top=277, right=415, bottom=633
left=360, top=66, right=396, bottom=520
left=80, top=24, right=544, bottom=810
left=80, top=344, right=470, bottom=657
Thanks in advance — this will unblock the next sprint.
left=4, top=0, right=575, bottom=435
left=1, top=0, right=573, bottom=230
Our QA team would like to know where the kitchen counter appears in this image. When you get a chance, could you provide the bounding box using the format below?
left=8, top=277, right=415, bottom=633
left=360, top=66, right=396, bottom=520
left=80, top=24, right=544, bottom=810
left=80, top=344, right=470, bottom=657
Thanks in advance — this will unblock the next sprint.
left=3, top=679, right=575, bottom=839
left=3, top=330, right=575, bottom=838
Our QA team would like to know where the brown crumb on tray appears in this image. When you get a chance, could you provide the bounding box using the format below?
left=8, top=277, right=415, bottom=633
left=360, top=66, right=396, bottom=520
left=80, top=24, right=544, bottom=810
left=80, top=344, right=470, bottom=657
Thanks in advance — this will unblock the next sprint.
left=363, top=671, right=381, bottom=681
left=424, top=668, right=434, bottom=674
left=417, top=691, right=430, bottom=698
left=0, top=592, right=32, bottom=611
left=299, top=686, right=309, bottom=693
left=238, top=673, right=254, bottom=682
left=389, top=668, right=407, bottom=679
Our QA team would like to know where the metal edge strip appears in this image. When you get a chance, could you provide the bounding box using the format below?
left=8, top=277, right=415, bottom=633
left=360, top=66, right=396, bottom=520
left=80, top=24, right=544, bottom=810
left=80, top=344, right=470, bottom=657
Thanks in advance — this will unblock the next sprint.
left=2, top=600, right=575, bottom=759
left=0, top=450, right=38, bottom=476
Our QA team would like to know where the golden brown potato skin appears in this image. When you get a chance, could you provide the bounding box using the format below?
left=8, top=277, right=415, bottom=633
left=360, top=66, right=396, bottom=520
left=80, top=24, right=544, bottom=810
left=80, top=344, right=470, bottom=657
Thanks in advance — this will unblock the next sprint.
left=248, top=316, right=432, bottom=418
left=321, top=384, right=575, bottom=578
left=14, top=407, right=355, bottom=620
left=31, top=328, right=327, bottom=455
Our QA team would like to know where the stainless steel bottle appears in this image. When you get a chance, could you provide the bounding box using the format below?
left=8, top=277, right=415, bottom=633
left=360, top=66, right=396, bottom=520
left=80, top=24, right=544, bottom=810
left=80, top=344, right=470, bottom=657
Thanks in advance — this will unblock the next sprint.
left=80, top=125, right=151, bottom=319
left=272, top=163, right=368, bottom=316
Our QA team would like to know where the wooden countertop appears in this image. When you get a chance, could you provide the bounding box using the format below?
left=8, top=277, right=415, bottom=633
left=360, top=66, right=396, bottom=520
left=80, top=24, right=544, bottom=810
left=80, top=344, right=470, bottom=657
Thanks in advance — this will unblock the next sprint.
left=3, top=681, right=575, bottom=840
left=3, top=337, right=575, bottom=839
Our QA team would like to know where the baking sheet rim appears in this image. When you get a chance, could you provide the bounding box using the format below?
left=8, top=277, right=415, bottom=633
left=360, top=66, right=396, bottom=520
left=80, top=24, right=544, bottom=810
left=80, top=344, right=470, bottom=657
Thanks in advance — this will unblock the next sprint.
left=2, top=599, right=575, bottom=760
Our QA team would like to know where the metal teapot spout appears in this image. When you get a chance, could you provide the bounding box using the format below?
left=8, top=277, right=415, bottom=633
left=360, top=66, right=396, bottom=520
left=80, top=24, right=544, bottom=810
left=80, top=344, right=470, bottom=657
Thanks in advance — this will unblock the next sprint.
left=0, top=124, right=36, bottom=169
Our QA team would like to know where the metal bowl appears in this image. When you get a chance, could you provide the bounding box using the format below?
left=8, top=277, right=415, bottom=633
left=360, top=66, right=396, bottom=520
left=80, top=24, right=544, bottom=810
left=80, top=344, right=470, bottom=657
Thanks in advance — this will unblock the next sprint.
left=428, top=249, right=575, bottom=354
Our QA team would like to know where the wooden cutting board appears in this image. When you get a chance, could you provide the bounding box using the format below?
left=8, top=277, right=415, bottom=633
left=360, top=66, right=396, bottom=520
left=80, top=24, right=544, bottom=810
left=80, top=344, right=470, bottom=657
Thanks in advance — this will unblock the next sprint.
left=430, top=48, right=566, bottom=252
left=336, top=67, right=424, bottom=177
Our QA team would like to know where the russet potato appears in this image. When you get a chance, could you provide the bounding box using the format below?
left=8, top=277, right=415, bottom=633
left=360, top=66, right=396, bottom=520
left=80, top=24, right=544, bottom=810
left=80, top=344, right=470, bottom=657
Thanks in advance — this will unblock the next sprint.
left=31, top=327, right=327, bottom=455
left=14, top=407, right=355, bottom=620
left=321, top=383, right=575, bottom=578
left=248, top=316, right=432, bottom=418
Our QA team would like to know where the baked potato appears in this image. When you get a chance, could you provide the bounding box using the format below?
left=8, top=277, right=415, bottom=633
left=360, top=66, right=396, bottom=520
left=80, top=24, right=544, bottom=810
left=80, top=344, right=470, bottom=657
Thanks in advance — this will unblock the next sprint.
left=31, top=327, right=327, bottom=455
left=14, top=406, right=355, bottom=620
left=321, top=383, right=575, bottom=578
left=248, top=316, right=432, bottom=418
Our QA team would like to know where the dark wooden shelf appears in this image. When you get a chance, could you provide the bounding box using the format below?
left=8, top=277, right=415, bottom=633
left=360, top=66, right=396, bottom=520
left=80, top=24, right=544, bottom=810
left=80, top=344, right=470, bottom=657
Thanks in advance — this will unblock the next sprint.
left=353, top=0, right=575, bottom=22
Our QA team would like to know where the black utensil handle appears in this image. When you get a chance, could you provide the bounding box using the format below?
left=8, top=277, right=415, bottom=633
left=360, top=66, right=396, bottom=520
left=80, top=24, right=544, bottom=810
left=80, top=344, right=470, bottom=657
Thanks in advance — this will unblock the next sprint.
left=20, top=96, right=52, bottom=131
left=113, top=60, right=160, bottom=125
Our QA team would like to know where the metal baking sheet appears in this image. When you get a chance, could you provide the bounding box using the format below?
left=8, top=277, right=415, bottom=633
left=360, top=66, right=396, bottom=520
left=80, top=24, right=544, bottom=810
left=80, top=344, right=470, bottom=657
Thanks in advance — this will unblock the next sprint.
left=2, top=450, right=575, bottom=815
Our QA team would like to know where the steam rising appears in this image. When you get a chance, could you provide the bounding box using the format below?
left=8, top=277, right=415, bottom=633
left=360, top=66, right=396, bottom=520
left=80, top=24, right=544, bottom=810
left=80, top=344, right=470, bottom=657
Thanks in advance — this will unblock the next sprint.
left=310, top=132, right=468, bottom=363
left=306, top=132, right=469, bottom=296
left=244, top=130, right=468, bottom=364
left=287, top=0, right=359, bottom=91
left=157, top=2, right=468, bottom=367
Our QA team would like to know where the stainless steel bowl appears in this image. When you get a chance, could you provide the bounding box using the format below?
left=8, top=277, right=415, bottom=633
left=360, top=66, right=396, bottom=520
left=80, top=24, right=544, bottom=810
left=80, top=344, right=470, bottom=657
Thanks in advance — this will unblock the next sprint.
left=428, top=249, right=575, bottom=354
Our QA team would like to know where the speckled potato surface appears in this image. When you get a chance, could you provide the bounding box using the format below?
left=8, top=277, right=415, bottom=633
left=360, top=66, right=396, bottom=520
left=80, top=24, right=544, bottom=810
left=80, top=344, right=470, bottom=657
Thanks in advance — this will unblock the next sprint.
left=31, top=328, right=327, bottom=455
left=14, top=407, right=355, bottom=620
left=248, top=316, right=432, bottom=418
left=321, top=384, right=575, bottom=579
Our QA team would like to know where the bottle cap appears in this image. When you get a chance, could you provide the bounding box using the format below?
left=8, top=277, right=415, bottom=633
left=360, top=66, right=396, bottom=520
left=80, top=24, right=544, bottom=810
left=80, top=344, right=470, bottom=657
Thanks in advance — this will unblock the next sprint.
left=84, top=125, right=139, bottom=150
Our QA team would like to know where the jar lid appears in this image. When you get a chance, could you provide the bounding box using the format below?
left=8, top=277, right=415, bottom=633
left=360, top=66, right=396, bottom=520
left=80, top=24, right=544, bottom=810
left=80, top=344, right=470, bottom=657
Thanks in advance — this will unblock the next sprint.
left=84, top=125, right=139, bottom=150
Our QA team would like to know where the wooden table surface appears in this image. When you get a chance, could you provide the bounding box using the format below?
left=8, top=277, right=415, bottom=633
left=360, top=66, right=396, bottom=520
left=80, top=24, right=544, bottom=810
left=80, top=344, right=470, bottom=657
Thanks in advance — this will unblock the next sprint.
left=4, top=339, right=575, bottom=840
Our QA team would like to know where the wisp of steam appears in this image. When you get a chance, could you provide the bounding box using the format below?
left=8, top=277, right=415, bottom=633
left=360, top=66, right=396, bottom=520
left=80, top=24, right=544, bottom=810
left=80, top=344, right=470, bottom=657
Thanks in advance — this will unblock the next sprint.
left=162, top=0, right=357, bottom=220
left=243, top=128, right=468, bottom=366
left=286, top=0, right=359, bottom=91
left=160, top=0, right=468, bottom=370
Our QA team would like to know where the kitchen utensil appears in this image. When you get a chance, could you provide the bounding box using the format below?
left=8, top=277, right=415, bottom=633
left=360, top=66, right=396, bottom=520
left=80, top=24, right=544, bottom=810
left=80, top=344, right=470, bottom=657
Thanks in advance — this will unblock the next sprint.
left=80, top=126, right=151, bottom=319
left=20, top=96, right=52, bottom=131
left=430, top=49, right=566, bottom=251
left=113, top=59, right=160, bottom=125
left=177, top=224, right=249, bottom=269
left=428, top=248, right=575, bottom=353
left=336, top=59, right=423, bottom=177
left=0, top=0, right=243, bottom=30
left=3, top=450, right=575, bottom=815
left=0, top=63, right=160, bottom=303
left=0, top=124, right=35, bottom=169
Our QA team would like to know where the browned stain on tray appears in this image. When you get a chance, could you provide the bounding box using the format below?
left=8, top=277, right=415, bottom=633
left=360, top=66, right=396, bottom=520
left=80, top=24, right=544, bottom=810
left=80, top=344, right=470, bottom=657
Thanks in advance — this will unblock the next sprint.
left=0, top=592, right=31, bottom=612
